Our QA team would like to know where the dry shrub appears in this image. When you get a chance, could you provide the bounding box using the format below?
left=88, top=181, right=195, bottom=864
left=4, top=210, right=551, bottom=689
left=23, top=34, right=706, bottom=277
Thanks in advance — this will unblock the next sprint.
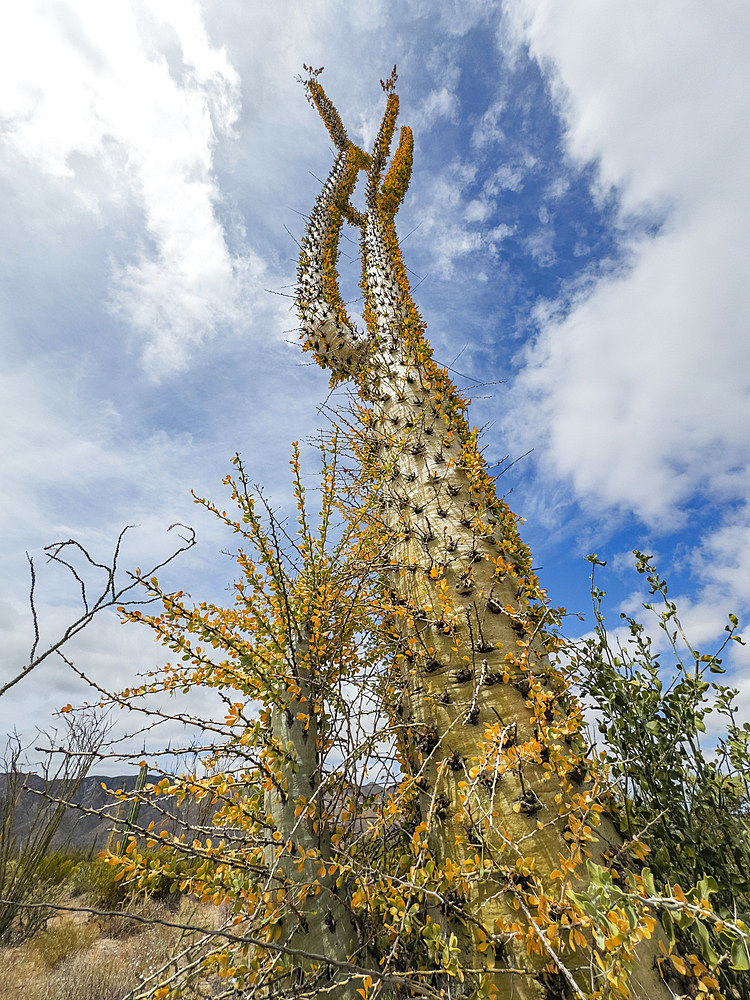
left=29, top=918, right=98, bottom=969
left=95, top=894, right=172, bottom=940
left=0, top=899, right=231, bottom=1000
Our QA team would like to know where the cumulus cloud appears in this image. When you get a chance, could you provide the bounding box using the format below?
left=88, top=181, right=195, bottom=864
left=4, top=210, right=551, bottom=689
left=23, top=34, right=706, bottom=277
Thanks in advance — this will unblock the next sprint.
left=499, top=0, right=750, bottom=673
left=502, top=0, right=750, bottom=522
left=511, top=212, right=750, bottom=524
left=0, top=0, right=261, bottom=377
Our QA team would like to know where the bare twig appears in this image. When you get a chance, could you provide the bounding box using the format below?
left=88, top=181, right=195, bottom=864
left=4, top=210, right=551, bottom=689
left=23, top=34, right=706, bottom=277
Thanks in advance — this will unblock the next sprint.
left=2, top=525, right=195, bottom=699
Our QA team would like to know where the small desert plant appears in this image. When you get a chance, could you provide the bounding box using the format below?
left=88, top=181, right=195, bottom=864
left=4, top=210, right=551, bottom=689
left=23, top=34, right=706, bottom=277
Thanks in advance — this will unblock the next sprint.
left=72, top=856, right=130, bottom=910
left=28, top=918, right=98, bottom=969
left=35, top=850, right=84, bottom=887
left=127, top=846, right=201, bottom=909
left=73, top=845, right=193, bottom=913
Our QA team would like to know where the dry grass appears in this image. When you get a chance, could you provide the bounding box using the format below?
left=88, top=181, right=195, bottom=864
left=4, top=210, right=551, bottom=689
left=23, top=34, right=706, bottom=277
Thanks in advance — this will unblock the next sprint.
left=28, top=917, right=99, bottom=969
left=0, top=898, right=225, bottom=1000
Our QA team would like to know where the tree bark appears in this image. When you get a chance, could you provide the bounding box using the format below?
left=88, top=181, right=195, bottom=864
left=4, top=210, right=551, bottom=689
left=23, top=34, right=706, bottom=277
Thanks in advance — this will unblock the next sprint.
left=262, top=622, right=370, bottom=998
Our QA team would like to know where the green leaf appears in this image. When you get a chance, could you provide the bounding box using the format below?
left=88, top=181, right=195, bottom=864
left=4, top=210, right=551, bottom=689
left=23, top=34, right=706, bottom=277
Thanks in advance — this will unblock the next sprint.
left=586, top=554, right=608, bottom=567
left=642, top=868, right=656, bottom=896
left=696, top=875, right=719, bottom=898
left=691, top=919, right=720, bottom=966
left=731, top=937, right=749, bottom=971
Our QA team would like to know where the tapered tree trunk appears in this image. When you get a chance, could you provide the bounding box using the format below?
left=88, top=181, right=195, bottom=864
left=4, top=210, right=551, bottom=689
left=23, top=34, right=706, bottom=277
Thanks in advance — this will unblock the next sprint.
left=293, top=71, right=673, bottom=999
left=263, top=630, right=363, bottom=998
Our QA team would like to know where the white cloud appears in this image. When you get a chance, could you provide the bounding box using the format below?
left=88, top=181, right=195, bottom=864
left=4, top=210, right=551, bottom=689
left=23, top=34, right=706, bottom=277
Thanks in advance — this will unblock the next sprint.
left=667, top=505, right=750, bottom=665
left=405, top=0, right=489, bottom=37
left=511, top=210, right=750, bottom=524
left=471, top=99, right=507, bottom=150
left=0, top=0, right=260, bottom=377
left=414, top=86, right=459, bottom=129
left=487, top=163, right=528, bottom=194
left=0, top=360, right=197, bottom=541
left=501, top=0, right=750, bottom=524
left=506, top=0, right=750, bottom=217
left=523, top=226, right=555, bottom=267
left=465, top=198, right=493, bottom=223
left=497, top=0, right=750, bottom=694
left=411, top=162, right=487, bottom=278
left=488, top=223, right=514, bottom=243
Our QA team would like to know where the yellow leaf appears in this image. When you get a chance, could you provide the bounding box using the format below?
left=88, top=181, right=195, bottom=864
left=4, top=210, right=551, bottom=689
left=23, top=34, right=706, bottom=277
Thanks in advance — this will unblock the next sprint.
left=356, top=974, right=373, bottom=998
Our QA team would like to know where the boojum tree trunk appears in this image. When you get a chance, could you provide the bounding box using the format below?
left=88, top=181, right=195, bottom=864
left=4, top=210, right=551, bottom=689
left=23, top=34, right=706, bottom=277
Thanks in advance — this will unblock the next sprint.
left=262, top=625, right=364, bottom=999
left=294, top=70, right=674, bottom=1000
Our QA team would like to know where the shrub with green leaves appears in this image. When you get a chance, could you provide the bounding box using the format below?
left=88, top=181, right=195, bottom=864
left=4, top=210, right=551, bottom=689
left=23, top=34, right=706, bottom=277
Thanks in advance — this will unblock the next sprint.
left=35, top=851, right=84, bottom=888
left=573, top=551, right=750, bottom=998
left=73, top=847, right=198, bottom=913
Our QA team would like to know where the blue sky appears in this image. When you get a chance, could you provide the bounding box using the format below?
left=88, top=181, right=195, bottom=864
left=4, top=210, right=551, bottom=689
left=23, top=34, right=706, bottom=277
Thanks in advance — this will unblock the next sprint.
left=1, top=0, right=749, bottom=764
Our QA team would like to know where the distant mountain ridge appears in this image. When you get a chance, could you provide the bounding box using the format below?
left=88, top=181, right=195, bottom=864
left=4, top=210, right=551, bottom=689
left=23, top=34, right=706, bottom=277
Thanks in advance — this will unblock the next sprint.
left=2, top=773, right=391, bottom=855
left=0, top=772, right=193, bottom=854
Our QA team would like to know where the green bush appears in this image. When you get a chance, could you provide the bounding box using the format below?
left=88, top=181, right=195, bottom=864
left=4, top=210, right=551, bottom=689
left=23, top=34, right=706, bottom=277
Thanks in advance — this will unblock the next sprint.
left=35, top=851, right=84, bottom=888
left=72, top=846, right=200, bottom=912
left=135, top=847, right=200, bottom=908
left=72, top=857, right=130, bottom=910
left=574, top=552, right=750, bottom=999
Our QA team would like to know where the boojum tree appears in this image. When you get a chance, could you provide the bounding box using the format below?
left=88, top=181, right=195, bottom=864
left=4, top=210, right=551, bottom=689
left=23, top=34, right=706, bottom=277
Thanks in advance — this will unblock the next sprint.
left=95, top=70, right=729, bottom=1000
left=293, top=67, right=678, bottom=999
